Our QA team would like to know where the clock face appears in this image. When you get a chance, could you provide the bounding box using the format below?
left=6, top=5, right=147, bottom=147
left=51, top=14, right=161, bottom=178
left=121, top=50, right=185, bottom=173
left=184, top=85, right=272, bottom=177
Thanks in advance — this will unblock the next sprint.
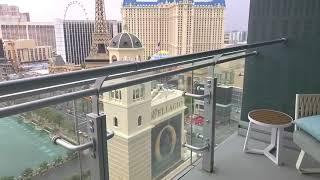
left=151, top=114, right=182, bottom=178
left=155, top=125, right=177, bottom=161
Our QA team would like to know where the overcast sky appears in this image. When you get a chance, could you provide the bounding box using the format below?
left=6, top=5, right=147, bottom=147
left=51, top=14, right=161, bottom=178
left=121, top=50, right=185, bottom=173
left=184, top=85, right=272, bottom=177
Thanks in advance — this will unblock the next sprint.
left=1, top=0, right=250, bottom=31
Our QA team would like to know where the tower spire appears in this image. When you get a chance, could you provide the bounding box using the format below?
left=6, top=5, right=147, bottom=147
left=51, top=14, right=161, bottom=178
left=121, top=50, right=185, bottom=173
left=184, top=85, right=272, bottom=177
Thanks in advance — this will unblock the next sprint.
left=85, top=0, right=112, bottom=68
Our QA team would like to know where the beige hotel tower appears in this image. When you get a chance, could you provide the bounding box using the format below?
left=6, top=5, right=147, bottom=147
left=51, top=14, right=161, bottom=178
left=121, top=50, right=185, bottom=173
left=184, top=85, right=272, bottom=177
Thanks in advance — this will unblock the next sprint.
left=122, top=0, right=225, bottom=59
left=103, top=31, right=186, bottom=180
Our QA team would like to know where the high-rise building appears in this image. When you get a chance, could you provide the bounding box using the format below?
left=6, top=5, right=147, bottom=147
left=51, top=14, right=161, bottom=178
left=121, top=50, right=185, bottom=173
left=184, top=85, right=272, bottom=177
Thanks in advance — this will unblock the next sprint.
left=55, top=20, right=95, bottom=65
left=194, top=84, right=233, bottom=124
left=108, top=20, right=122, bottom=38
left=0, top=22, right=56, bottom=50
left=224, top=31, right=248, bottom=44
left=3, top=39, right=52, bottom=63
left=55, top=19, right=122, bottom=65
left=0, top=4, right=30, bottom=22
left=122, top=0, right=225, bottom=59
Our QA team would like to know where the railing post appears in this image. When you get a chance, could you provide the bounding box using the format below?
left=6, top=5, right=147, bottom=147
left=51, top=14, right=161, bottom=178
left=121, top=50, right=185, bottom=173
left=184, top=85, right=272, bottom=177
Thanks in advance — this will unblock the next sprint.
left=87, top=112, right=109, bottom=180
left=202, top=66, right=217, bottom=173
left=87, top=76, right=110, bottom=180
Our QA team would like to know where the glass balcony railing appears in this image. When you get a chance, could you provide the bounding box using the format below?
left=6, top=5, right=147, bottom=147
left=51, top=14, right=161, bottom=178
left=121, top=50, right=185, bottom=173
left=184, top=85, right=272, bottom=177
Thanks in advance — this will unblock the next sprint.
left=0, top=38, right=287, bottom=180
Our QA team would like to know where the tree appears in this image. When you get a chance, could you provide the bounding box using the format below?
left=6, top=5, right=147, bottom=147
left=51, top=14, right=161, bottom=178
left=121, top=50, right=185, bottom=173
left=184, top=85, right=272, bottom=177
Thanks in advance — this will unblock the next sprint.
left=53, top=114, right=63, bottom=127
left=39, top=161, right=49, bottom=171
left=21, top=168, right=33, bottom=177
left=66, top=151, right=76, bottom=160
left=0, top=177, right=15, bottom=180
left=54, top=156, right=63, bottom=165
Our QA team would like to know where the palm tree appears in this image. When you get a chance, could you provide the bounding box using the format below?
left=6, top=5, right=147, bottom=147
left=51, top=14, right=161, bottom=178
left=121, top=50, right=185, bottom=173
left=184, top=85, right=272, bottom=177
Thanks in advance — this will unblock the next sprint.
left=21, top=168, right=33, bottom=177
left=54, top=156, right=64, bottom=166
left=39, top=161, right=49, bottom=172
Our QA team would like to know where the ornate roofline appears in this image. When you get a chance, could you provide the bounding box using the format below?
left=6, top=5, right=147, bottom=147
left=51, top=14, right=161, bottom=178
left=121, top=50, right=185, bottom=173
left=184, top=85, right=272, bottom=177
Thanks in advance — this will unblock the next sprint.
left=110, top=32, right=143, bottom=49
left=122, top=0, right=226, bottom=7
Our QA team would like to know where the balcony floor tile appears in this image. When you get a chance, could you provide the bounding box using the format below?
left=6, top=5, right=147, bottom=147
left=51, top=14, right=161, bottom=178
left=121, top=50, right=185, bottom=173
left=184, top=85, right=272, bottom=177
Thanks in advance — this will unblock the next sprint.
left=181, top=134, right=320, bottom=180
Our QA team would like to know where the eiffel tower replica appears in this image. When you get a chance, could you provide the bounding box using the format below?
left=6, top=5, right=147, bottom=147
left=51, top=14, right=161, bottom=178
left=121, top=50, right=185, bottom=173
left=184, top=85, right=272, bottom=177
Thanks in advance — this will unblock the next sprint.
left=85, top=0, right=112, bottom=68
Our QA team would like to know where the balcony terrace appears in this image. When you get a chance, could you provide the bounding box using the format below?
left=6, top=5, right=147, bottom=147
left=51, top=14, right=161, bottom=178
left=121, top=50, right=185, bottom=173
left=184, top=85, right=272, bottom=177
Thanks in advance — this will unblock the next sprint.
left=180, top=134, right=320, bottom=180
left=0, top=38, right=320, bottom=180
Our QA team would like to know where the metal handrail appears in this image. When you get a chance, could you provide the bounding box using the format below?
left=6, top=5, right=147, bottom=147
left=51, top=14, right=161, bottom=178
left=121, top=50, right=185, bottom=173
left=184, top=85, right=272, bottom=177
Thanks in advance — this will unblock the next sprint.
left=0, top=52, right=233, bottom=102
left=106, top=130, right=115, bottom=140
left=0, top=38, right=286, bottom=96
left=52, top=136, right=94, bottom=151
left=183, top=92, right=210, bottom=99
left=183, top=143, right=210, bottom=152
left=0, top=52, right=258, bottom=118
left=52, top=130, right=114, bottom=151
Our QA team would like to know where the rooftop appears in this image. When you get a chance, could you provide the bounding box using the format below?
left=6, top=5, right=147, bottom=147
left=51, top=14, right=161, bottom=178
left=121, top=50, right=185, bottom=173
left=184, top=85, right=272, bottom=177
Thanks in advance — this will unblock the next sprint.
left=109, top=32, right=143, bottom=49
left=122, top=0, right=226, bottom=7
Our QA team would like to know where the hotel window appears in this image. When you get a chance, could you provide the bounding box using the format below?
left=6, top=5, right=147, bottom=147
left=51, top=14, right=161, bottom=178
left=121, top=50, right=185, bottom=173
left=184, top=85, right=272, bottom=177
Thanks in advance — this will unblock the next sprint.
left=17, top=49, right=21, bottom=61
left=138, top=116, right=142, bottom=126
left=109, top=90, right=122, bottom=99
left=135, top=89, right=140, bottom=99
left=115, top=90, right=121, bottom=99
left=113, top=117, right=118, bottom=127
left=7, top=50, right=11, bottom=60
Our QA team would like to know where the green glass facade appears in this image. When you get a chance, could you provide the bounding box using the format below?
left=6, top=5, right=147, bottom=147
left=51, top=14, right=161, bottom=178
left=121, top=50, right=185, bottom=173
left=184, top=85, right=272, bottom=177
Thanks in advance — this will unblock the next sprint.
left=241, top=0, right=320, bottom=122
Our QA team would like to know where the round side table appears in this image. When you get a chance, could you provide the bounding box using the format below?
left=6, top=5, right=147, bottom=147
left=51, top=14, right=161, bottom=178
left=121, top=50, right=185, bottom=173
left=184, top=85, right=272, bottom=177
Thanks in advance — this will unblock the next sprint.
left=243, top=109, right=293, bottom=165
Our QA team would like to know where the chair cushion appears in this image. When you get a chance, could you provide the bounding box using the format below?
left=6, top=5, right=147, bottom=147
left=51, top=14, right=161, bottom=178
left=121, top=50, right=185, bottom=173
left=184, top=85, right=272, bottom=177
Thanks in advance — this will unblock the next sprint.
left=295, top=115, right=320, bottom=142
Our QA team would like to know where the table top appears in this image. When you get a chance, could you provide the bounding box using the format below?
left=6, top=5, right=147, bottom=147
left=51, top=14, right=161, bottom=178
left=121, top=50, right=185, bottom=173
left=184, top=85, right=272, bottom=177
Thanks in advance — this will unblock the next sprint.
left=248, top=109, right=293, bottom=128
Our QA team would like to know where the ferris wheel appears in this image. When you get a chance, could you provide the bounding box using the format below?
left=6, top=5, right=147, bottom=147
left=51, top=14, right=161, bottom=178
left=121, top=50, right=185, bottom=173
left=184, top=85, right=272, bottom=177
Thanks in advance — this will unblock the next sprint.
left=63, top=0, right=89, bottom=20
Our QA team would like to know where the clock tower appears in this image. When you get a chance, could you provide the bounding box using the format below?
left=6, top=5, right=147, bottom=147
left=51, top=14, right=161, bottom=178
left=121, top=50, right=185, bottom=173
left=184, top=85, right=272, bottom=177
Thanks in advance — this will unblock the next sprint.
left=103, top=82, right=153, bottom=180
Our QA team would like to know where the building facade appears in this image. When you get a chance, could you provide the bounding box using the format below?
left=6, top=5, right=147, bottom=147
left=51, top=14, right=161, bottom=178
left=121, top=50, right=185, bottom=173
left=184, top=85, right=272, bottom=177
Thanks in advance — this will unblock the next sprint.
left=55, top=20, right=122, bottom=65
left=241, top=0, right=320, bottom=122
left=48, top=54, right=82, bottom=74
left=122, top=0, right=225, bottom=59
left=108, top=32, right=145, bottom=62
left=0, top=22, right=56, bottom=50
left=103, top=31, right=185, bottom=180
left=3, top=39, right=52, bottom=63
left=224, top=31, right=248, bottom=44
left=55, top=20, right=95, bottom=65
left=193, top=85, right=243, bottom=126
left=0, top=4, right=30, bottom=22
left=108, top=20, right=122, bottom=38
left=104, top=83, right=185, bottom=180
left=0, top=38, right=15, bottom=79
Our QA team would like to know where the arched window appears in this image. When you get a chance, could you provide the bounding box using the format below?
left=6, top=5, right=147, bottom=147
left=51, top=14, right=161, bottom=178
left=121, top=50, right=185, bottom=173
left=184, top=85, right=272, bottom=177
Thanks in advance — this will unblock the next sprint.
left=136, top=89, right=140, bottom=98
left=113, top=117, right=118, bottom=127
left=112, top=55, right=117, bottom=62
left=138, top=116, right=142, bottom=126
left=110, top=91, right=115, bottom=98
left=141, top=85, right=145, bottom=97
left=115, top=90, right=119, bottom=99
